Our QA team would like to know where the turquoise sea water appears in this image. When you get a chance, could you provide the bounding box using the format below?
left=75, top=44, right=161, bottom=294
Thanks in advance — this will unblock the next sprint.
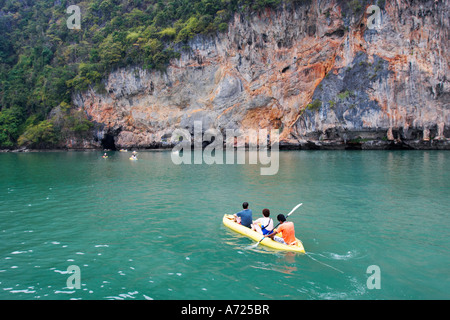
left=0, top=150, right=448, bottom=300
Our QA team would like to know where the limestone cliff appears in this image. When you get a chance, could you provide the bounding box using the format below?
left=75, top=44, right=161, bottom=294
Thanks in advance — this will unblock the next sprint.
left=73, top=0, right=450, bottom=150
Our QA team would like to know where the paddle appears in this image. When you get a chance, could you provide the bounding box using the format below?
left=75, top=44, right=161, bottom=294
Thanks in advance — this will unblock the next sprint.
left=247, top=203, right=303, bottom=249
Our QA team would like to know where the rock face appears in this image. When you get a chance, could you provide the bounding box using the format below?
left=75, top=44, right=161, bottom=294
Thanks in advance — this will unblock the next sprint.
left=73, top=0, right=450, bottom=150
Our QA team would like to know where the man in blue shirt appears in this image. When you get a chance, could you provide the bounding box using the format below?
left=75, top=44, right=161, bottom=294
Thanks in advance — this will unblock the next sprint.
left=234, top=202, right=253, bottom=228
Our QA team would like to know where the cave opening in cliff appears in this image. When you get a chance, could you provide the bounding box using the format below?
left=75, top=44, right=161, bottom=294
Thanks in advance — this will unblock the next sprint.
left=101, top=134, right=117, bottom=151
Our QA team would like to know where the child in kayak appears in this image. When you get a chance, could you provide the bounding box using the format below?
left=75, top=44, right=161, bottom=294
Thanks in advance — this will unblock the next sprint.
left=233, top=202, right=253, bottom=228
left=266, top=214, right=297, bottom=245
left=252, top=208, right=274, bottom=235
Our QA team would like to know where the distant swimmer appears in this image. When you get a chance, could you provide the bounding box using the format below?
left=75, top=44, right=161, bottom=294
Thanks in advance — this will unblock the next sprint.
left=130, top=152, right=138, bottom=161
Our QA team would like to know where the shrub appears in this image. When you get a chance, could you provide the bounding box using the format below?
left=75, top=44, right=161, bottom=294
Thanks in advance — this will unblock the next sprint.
left=18, top=120, right=58, bottom=148
left=306, top=99, right=322, bottom=111
left=337, top=90, right=354, bottom=100
left=218, top=23, right=228, bottom=32
left=159, top=27, right=177, bottom=40
left=0, top=106, right=24, bottom=148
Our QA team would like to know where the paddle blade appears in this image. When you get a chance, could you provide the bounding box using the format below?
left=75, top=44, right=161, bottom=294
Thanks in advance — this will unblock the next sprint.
left=245, top=242, right=260, bottom=250
left=286, top=203, right=302, bottom=217
left=246, top=235, right=267, bottom=250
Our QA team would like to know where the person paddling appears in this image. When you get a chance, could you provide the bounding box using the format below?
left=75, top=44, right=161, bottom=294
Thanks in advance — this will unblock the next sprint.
left=233, top=202, right=253, bottom=228
left=266, top=214, right=297, bottom=245
left=252, top=208, right=273, bottom=235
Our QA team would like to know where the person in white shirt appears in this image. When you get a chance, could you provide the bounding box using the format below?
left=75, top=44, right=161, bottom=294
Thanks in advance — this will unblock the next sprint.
left=251, top=208, right=274, bottom=235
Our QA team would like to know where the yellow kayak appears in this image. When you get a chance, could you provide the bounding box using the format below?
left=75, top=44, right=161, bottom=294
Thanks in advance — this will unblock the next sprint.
left=129, top=157, right=138, bottom=161
left=222, top=214, right=305, bottom=253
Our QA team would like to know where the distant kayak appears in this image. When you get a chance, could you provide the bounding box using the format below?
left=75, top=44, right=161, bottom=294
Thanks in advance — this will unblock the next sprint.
left=102, top=156, right=108, bottom=159
left=119, top=149, right=128, bottom=152
left=223, top=214, right=305, bottom=253
left=129, top=157, right=138, bottom=161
